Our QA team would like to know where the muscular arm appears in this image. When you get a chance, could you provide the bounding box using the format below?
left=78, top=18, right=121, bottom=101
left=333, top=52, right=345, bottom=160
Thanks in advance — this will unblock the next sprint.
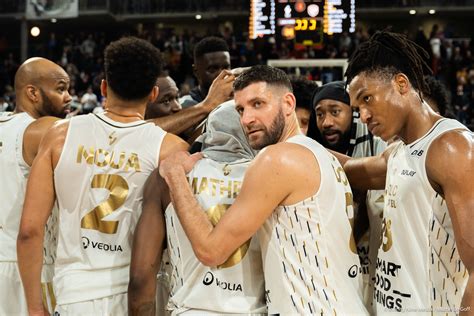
left=334, top=141, right=399, bottom=190
left=17, top=121, right=67, bottom=315
left=427, top=130, right=474, bottom=313
left=160, top=144, right=319, bottom=266
left=128, top=169, right=170, bottom=316
left=148, top=70, right=235, bottom=135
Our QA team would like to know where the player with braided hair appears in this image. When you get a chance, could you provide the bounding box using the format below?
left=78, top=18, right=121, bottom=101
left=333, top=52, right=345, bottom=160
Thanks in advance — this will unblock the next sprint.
left=336, top=30, right=474, bottom=314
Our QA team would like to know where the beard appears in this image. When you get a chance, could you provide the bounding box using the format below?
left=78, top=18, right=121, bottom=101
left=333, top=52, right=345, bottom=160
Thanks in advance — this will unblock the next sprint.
left=247, top=107, right=285, bottom=150
left=39, top=89, right=67, bottom=118
left=320, top=127, right=352, bottom=154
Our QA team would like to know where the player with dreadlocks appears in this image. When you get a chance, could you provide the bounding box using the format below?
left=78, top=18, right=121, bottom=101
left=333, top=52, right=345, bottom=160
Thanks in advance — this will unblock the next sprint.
left=335, top=30, right=474, bottom=314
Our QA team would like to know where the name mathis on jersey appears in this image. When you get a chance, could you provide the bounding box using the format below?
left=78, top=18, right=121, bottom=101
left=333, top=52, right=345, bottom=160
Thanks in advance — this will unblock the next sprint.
left=76, top=145, right=141, bottom=172
left=202, top=271, right=243, bottom=292
left=187, top=176, right=243, bottom=198
left=82, top=236, right=123, bottom=252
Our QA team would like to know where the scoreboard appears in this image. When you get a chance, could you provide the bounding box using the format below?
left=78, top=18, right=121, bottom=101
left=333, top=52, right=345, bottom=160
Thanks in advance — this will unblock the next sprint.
left=250, top=0, right=355, bottom=45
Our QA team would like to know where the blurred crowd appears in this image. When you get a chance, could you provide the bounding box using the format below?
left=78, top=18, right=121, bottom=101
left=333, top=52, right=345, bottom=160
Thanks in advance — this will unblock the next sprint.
left=0, top=23, right=472, bottom=127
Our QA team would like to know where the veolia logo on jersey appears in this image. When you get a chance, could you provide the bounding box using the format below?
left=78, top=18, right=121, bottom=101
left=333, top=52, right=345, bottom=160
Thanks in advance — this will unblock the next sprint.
left=202, top=271, right=243, bottom=292
left=81, top=236, right=123, bottom=252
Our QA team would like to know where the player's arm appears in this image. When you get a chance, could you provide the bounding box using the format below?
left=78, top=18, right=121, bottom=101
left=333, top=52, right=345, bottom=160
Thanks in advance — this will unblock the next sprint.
left=128, top=169, right=170, bottom=316
left=17, top=121, right=67, bottom=316
left=426, top=130, right=474, bottom=314
left=148, top=70, right=234, bottom=134
left=159, top=144, right=310, bottom=266
left=22, top=116, right=59, bottom=166
left=331, top=141, right=399, bottom=190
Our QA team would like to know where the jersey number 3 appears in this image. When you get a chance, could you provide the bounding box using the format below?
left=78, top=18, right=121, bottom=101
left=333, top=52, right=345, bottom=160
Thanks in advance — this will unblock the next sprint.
left=81, top=174, right=129, bottom=234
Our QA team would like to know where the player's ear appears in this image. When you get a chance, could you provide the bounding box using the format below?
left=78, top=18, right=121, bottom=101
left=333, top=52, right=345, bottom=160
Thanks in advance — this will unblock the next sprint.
left=149, top=85, right=159, bottom=103
left=394, top=73, right=410, bottom=95
left=283, top=92, right=296, bottom=116
left=26, top=85, right=39, bottom=103
left=100, top=80, right=108, bottom=98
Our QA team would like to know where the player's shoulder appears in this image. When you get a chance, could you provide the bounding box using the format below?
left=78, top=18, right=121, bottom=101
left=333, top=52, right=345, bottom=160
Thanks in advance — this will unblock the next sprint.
left=253, top=141, right=316, bottom=171
left=429, top=128, right=473, bottom=158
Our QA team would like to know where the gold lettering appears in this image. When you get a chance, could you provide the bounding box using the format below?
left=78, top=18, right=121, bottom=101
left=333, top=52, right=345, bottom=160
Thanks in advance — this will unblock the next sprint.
left=76, top=145, right=95, bottom=164
left=189, top=177, right=199, bottom=194
left=220, top=179, right=232, bottom=198
left=233, top=180, right=242, bottom=198
left=198, top=177, right=209, bottom=195
left=95, top=148, right=109, bottom=167
left=124, top=152, right=141, bottom=172
left=209, top=178, right=219, bottom=197
left=380, top=217, right=393, bottom=252
left=109, top=151, right=126, bottom=169
left=206, top=204, right=251, bottom=268
left=345, top=192, right=357, bottom=254
left=81, top=174, right=129, bottom=234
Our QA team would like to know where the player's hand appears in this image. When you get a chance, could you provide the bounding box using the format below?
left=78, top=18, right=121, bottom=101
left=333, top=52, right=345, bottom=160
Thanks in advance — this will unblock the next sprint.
left=159, top=151, right=203, bottom=178
left=202, top=70, right=235, bottom=112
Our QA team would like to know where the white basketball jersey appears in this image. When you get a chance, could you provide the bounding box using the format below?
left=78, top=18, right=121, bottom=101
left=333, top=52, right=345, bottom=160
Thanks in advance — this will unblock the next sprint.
left=53, top=113, right=166, bottom=305
left=259, top=135, right=367, bottom=315
left=0, top=112, right=34, bottom=262
left=375, top=118, right=468, bottom=315
left=166, top=158, right=266, bottom=314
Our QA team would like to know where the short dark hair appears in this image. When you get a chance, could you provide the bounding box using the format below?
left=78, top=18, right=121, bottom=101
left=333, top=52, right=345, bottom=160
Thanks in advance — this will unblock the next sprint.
left=345, top=30, right=432, bottom=96
left=193, top=36, right=229, bottom=60
left=291, top=78, right=319, bottom=111
left=234, top=65, right=292, bottom=92
left=104, top=37, right=162, bottom=100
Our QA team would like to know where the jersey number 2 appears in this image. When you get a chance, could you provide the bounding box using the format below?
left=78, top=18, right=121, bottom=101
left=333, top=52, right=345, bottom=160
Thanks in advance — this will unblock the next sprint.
left=81, top=174, right=129, bottom=234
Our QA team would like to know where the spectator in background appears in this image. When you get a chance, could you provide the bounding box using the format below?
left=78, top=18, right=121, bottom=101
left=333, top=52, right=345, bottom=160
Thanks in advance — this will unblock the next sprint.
left=454, top=83, right=471, bottom=125
left=180, top=36, right=232, bottom=108
left=291, top=77, right=318, bottom=135
left=80, top=86, right=98, bottom=114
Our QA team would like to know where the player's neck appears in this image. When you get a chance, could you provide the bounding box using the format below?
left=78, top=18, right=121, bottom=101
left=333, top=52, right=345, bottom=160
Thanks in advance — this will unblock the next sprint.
left=103, top=105, right=145, bottom=123
left=279, top=115, right=303, bottom=143
left=399, top=101, right=443, bottom=144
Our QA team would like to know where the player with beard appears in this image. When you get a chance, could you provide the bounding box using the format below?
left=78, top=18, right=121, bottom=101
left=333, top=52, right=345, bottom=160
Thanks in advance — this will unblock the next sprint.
left=308, top=80, right=386, bottom=312
left=159, top=65, right=368, bottom=314
left=0, top=57, right=71, bottom=314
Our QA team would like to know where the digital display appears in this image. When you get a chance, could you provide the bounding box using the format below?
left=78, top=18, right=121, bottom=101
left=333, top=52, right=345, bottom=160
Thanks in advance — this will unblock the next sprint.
left=249, top=0, right=276, bottom=39
left=250, top=0, right=356, bottom=45
left=324, top=0, right=355, bottom=35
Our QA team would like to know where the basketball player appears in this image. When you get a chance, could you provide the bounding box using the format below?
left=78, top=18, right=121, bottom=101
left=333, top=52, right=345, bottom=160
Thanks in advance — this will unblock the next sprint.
left=340, top=30, right=473, bottom=314
left=180, top=36, right=232, bottom=108
left=146, top=70, right=235, bottom=139
left=159, top=65, right=368, bottom=314
left=309, top=80, right=386, bottom=312
left=129, top=102, right=265, bottom=315
left=17, top=37, right=187, bottom=315
left=145, top=75, right=182, bottom=119
left=0, top=57, right=71, bottom=315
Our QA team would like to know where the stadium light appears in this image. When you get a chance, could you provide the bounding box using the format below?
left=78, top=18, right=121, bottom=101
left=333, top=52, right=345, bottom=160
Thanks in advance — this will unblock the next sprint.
left=409, top=9, right=416, bottom=15
left=429, top=9, right=436, bottom=14
left=195, top=14, right=202, bottom=20
left=51, top=18, right=57, bottom=23
left=30, top=26, right=40, bottom=37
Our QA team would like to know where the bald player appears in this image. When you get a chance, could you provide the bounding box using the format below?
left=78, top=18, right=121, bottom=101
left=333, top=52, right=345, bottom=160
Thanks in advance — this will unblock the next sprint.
left=0, top=57, right=71, bottom=314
